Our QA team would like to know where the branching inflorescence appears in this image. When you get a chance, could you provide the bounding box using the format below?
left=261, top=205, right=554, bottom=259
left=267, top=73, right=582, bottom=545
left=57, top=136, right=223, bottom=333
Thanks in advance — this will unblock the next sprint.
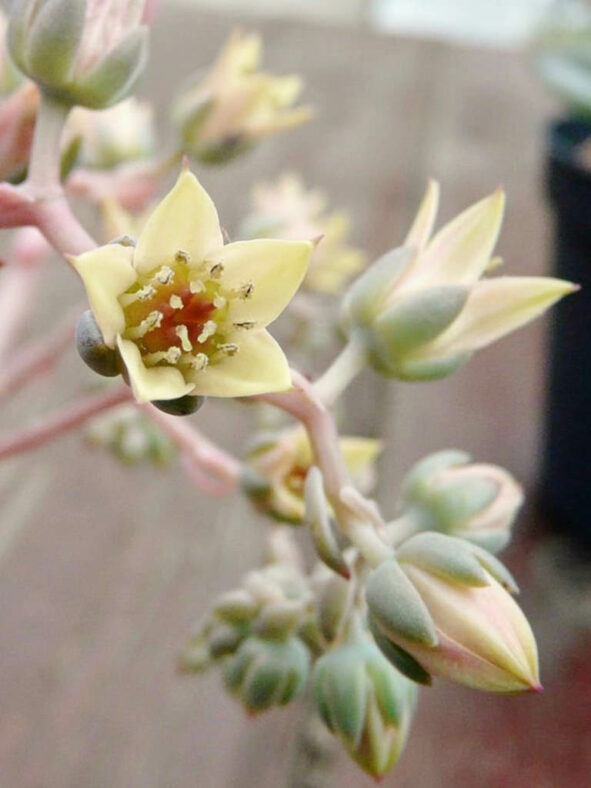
left=0, top=1, right=579, bottom=781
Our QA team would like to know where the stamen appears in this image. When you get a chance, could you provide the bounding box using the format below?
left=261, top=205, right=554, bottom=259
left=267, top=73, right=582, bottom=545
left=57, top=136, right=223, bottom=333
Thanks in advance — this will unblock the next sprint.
left=234, top=321, right=256, bottom=330
left=119, top=285, right=156, bottom=306
left=240, top=282, right=254, bottom=299
left=154, top=265, right=174, bottom=285
left=218, top=343, right=239, bottom=356
left=197, top=320, right=217, bottom=344
left=175, top=324, right=193, bottom=352
left=190, top=353, right=209, bottom=371
left=169, top=294, right=184, bottom=310
left=143, top=347, right=182, bottom=365
left=175, top=249, right=191, bottom=264
left=189, top=279, right=205, bottom=294
left=126, top=310, right=163, bottom=339
left=213, top=294, right=227, bottom=309
left=209, top=262, right=224, bottom=279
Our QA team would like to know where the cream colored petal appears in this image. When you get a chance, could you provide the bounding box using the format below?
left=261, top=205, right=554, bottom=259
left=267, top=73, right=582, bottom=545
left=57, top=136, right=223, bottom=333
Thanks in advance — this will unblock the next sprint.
left=187, top=329, right=291, bottom=397
left=117, top=337, right=195, bottom=403
left=407, top=189, right=505, bottom=289
left=133, top=169, right=223, bottom=275
left=73, top=244, right=137, bottom=347
left=341, top=438, right=382, bottom=473
left=404, top=180, right=440, bottom=253
left=422, top=276, right=578, bottom=358
left=212, top=239, right=312, bottom=326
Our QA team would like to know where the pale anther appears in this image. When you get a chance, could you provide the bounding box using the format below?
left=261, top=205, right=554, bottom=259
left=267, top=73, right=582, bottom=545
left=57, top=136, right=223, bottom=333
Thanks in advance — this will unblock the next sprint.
left=143, top=347, right=182, bottom=365
left=219, top=343, right=239, bottom=356
left=169, top=294, right=184, bottom=310
left=154, top=265, right=174, bottom=284
left=234, top=321, right=256, bottom=330
left=189, top=279, right=205, bottom=294
left=210, top=263, right=224, bottom=279
left=175, top=324, right=193, bottom=352
left=213, top=295, right=226, bottom=309
left=192, top=352, right=209, bottom=370
left=126, top=310, right=163, bottom=339
left=197, top=320, right=217, bottom=344
left=175, top=249, right=191, bottom=263
left=119, top=285, right=155, bottom=306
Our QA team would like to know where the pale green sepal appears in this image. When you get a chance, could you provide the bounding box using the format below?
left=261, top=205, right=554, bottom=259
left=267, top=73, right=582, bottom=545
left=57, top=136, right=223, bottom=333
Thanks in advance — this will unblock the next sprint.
left=365, top=646, right=415, bottom=725
left=314, top=651, right=368, bottom=746
left=208, top=622, right=246, bottom=659
left=396, top=532, right=490, bottom=587
left=369, top=618, right=432, bottom=685
left=429, top=477, right=499, bottom=530
left=26, top=0, right=85, bottom=86
left=254, top=600, right=305, bottom=639
left=75, top=26, right=148, bottom=108
left=366, top=559, right=438, bottom=647
left=467, top=542, right=519, bottom=594
left=317, top=572, right=353, bottom=644
left=372, top=285, right=468, bottom=357
left=213, top=589, right=260, bottom=625
left=7, top=0, right=36, bottom=72
left=305, top=466, right=350, bottom=579
left=342, top=247, right=413, bottom=329
left=402, top=450, right=470, bottom=501
left=392, top=350, right=471, bottom=381
left=460, top=528, right=511, bottom=555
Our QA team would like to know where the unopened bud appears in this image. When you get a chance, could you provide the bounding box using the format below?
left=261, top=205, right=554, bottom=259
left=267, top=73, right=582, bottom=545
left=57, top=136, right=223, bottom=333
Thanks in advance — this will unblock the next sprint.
left=367, top=534, right=540, bottom=693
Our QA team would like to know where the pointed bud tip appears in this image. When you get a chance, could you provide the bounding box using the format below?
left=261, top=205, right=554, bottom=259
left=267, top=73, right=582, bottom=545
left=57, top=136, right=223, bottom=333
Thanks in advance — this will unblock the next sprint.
left=312, top=234, right=325, bottom=248
left=181, top=154, right=190, bottom=170
left=531, top=682, right=544, bottom=694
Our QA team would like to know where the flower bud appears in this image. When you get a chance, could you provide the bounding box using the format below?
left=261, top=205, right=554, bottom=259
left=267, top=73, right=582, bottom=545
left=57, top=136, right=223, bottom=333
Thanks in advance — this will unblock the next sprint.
left=367, top=534, right=541, bottom=693
left=8, top=0, right=148, bottom=109
left=171, top=32, right=311, bottom=165
left=222, top=634, right=310, bottom=714
left=400, top=450, right=524, bottom=553
left=342, top=182, right=576, bottom=381
left=313, top=626, right=417, bottom=779
left=76, top=309, right=121, bottom=377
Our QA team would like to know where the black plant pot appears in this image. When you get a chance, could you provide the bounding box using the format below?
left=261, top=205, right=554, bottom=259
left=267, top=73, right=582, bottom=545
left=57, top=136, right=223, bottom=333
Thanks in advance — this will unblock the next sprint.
left=541, top=118, right=591, bottom=554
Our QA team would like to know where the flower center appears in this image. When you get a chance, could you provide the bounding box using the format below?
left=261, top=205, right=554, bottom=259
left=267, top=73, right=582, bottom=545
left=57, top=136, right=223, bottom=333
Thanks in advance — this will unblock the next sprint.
left=119, top=256, right=249, bottom=374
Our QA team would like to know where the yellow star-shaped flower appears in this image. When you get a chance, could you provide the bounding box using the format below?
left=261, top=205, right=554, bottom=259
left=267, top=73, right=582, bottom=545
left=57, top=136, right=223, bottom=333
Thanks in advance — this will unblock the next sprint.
left=73, top=168, right=313, bottom=402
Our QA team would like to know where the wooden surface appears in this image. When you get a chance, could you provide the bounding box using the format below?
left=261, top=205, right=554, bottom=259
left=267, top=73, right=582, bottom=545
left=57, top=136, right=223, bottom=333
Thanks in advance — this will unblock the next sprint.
left=1, top=6, right=588, bottom=788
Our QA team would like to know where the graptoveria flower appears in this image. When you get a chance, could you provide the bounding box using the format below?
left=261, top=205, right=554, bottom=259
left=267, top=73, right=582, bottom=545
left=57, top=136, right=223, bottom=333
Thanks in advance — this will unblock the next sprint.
left=242, top=173, right=366, bottom=295
left=172, top=32, right=312, bottom=164
left=243, top=427, right=381, bottom=524
left=7, top=0, right=148, bottom=108
left=73, top=168, right=313, bottom=403
left=343, top=182, right=577, bottom=380
left=367, top=534, right=541, bottom=693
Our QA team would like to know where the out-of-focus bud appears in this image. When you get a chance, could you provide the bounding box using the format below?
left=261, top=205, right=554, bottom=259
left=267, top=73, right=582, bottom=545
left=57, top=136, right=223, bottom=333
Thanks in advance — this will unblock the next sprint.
left=313, top=620, right=417, bottom=779
left=0, top=81, right=39, bottom=181
left=243, top=427, right=380, bottom=525
left=223, top=633, right=310, bottom=714
left=241, top=173, right=366, bottom=295
left=304, top=466, right=350, bottom=578
left=152, top=395, right=205, bottom=417
left=67, top=97, right=154, bottom=168
left=367, top=533, right=541, bottom=693
left=171, top=32, right=312, bottom=165
left=0, top=8, right=24, bottom=96
left=7, top=0, right=149, bottom=108
left=342, top=181, right=577, bottom=381
left=85, top=403, right=177, bottom=466
left=398, top=450, right=524, bottom=553
left=313, top=565, right=354, bottom=645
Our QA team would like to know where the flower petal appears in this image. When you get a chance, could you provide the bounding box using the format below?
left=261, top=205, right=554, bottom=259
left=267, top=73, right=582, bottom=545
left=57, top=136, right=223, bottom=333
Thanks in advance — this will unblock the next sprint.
left=212, top=239, right=312, bottom=326
left=404, top=180, right=440, bottom=253
left=117, top=337, right=195, bottom=403
left=406, top=189, right=505, bottom=288
left=133, top=169, right=223, bottom=274
left=73, top=244, right=137, bottom=347
left=187, top=329, right=291, bottom=397
left=341, top=438, right=382, bottom=473
left=422, top=276, right=578, bottom=358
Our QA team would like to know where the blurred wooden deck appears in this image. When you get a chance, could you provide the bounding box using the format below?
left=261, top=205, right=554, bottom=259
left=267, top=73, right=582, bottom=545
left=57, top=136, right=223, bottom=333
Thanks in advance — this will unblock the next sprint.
left=1, top=6, right=589, bottom=788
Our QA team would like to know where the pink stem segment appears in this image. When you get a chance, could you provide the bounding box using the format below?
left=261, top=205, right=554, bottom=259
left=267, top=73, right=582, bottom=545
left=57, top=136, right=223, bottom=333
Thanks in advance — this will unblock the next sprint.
left=0, top=385, right=133, bottom=461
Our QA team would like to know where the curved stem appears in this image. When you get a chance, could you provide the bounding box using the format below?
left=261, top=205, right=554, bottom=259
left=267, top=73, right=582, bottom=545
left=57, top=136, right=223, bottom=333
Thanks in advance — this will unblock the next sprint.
left=27, top=93, right=69, bottom=193
left=0, top=385, right=132, bottom=461
left=313, top=338, right=367, bottom=405
left=259, top=371, right=393, bottom=568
